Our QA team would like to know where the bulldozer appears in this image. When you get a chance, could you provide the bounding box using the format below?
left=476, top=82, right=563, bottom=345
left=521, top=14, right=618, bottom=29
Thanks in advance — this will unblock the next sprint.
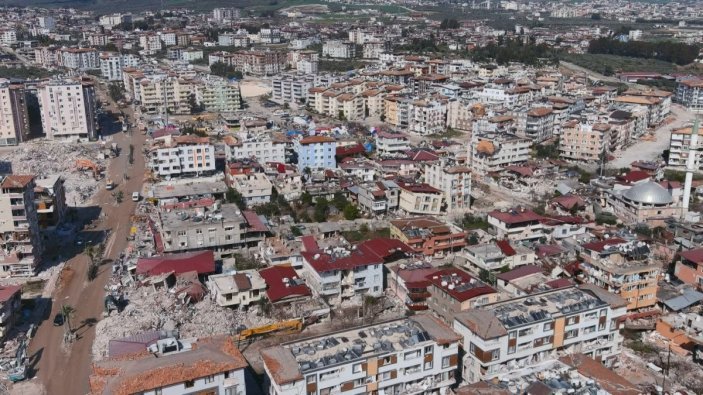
left=234, top=319, right=303, bottom=342
left=75, top=159, right=104, bottom=180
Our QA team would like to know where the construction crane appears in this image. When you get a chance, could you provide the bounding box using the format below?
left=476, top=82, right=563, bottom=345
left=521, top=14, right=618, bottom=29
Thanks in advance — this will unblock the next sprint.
left=7, top=338, right=27, bottom=382
left=75, top=159, right=104, bottom=180
left=234, top=319, right=303, bottom=342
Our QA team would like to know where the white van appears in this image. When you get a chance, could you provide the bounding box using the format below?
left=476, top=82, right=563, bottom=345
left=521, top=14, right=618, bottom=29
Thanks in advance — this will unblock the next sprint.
left=132, top=192, right=140, bottom=202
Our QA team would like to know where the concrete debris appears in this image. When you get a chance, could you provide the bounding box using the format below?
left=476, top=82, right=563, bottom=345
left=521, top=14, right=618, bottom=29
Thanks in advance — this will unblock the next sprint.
left=3, top=140, right=108, bottom=206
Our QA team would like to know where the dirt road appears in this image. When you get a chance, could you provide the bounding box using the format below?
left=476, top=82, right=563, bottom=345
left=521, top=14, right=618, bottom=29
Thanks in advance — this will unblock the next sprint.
left=25, top=89, right=147, bottom=395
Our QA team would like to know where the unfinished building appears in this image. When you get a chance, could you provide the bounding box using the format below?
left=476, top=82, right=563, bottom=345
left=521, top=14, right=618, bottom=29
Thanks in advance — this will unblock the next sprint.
left=0, top=175, right=44, bottom=277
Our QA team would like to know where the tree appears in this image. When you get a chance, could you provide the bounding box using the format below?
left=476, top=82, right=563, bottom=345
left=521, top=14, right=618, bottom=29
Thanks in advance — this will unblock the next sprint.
left=300, top=191, right=313, bottom=206
left=187, top=93, right=202, bottom=115
left=108, top=83, right=124, bottom=103
left=61, top=304, right=76, bottom=342
left=114, top=191, right=124, bottom=204
left=210, top=62, right=244, bottom=80
left=332, top=192, right=348, bottom=211
left=314, top=197, right=329, bottom=222
left=343, top=204, right=360, bottom=220
left=225, top=188, right=247, bottom=210
left=85, top=244, right=104, bottom=282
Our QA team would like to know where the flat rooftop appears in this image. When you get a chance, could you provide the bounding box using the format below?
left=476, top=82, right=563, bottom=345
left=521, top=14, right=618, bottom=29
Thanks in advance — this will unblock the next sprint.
left=150, top=175, right=228, bottom=199
left=160, top=203, right=245, bottom=229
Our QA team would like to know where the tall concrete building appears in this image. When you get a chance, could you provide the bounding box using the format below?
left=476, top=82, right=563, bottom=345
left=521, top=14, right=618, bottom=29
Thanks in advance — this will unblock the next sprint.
left=0, top=81, right=30, bottom=146
left=37, top=79, right=98, bottom=140
left=0, top=175, right=44, bottom=277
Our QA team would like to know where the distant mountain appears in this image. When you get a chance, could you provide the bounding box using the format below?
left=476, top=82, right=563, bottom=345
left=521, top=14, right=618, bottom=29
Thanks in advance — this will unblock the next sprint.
left=3, top=0, right=265, bottom=13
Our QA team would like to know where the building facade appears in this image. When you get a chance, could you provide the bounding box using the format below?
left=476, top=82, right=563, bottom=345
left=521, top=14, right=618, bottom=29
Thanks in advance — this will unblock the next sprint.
left=0, top=175, right=43, bottom=277
left=0, top=81, right=30, bottom=146
left=37, top=80, right=98, bottom=140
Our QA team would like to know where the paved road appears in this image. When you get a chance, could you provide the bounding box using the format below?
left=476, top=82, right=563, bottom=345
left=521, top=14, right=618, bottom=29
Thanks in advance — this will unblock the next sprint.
left=26, top=85, right=147, bottom=395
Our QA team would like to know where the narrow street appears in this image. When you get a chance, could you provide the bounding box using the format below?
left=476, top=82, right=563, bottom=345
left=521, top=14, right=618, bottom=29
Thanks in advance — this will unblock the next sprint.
left=25, top=86, right=147, bottom=394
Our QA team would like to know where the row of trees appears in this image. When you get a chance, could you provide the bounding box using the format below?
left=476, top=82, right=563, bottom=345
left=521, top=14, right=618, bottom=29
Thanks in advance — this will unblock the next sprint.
left=469, top=37, right=559, bottom=66
left=587, top=37, right=699, bottom=66
left=210, top=62, right=244, bottom=80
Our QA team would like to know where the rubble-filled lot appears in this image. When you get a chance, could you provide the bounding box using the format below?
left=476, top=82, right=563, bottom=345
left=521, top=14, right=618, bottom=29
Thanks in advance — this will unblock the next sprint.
left=2, top=140, right=108, bottom=206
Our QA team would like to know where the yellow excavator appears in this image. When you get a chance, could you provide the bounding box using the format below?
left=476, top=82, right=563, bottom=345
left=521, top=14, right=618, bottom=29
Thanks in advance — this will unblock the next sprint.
left=234, top=319, right=304, bottom=342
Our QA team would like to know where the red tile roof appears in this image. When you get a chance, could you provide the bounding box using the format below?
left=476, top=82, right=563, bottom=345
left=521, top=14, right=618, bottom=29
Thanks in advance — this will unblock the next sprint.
left=488, top=208, right=543, bottom=225
left=336, top=143, right=365, bottom=157
left=0, top=285, right=21, bottom=303
left=551, top=195, right=585, bottom=210
left=680, top=248, right=703, bottom=265
left=259, top=265, right=312, bottom=303
left=495, top=240, right=516, bottom=257
left=243, top=211, right=268, bottom=232
left=390, top=266, right=438, bottom=288
left=302, top=238, right=412, bottom=273
left=427, top=268, right=496, bottom=302
left=298, top=136, right=335, bottom=145
left=496, top=265, right=542, bottom=281
left=136, top=251, right=215, bottom=276
left=301, top=235, right=319, bottom=252
left=616, top=170, right=650, bottom=184
left=0, top=175, right=34, bottom=189
left=580, top=238, right=626, bottom=253
left=545, top=278, right=573, bottom=289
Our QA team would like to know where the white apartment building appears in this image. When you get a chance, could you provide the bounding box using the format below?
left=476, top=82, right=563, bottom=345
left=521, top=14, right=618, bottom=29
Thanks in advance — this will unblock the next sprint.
left=676, top=78, right=703, bottom=113
left=322, top=40, right=356, bottom=59
left=409, top=100, right=447, bottom=135
left=259, top=28, right=281, bottom=44
left=180, top=48, right=203, bottom=62
left=226, top=138, right=286, bottom=164
left=0, top=30, right=17, bottom=46
left=150, top=138, right=215, bottom=177
left=218, top=33, right=249, bottom=48
left=139, top=34, right=162, bottom=55
left=229, top=173, right=273, bottom=206
left=424, top=162, right=471, bottom=213
left=294, top=135, right=336, bottom=172
left=213, top=7, right=240, bottom=21
left=37, top=80, right=97, bottom=140
left=464, top=240, right=536, bottom=273
left=208, top=270, right=266, bottom=308
left=375, top=131, right=410, bottom=156
left=262, top=315, right=461, bottom=395
left=271, top=75, right=314, bottom=105
left=523, top=107, right=555, bottom=143
left=470, top=133, right=531, bottom=177
left=453, top=285, right=627, bottom=384
left=60, top=48, right=99, bottom=70
left=668, top=125, right=703, bottom=170
left=559, top=121, right=611, bottom=162
left=0, top=82, right=30, bottom=146
left=99, top=53, right=139, bottom=81
left=159, top=31, right=177, bottom=46
left=487, top=208, right=545, bottom=242
left=98, top=14, right=130, bottom=29
left=38, top=16, right=55, bottom=30
left=0, top=175, right=44, bottom=277
left=297, top=59, right=318, bottom=74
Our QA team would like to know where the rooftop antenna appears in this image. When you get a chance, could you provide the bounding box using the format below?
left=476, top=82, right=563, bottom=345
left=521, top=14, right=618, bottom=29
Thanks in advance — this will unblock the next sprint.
left=683, top=118, right=701, bottom=218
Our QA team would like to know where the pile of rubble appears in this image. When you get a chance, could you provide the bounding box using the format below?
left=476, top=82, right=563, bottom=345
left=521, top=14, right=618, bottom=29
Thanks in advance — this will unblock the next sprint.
left=91, top=284, right=274, bottom=361
left=4, top=140, right=107, bottom=205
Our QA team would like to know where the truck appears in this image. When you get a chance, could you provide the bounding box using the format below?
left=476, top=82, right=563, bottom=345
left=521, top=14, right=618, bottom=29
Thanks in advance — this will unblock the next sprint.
left=105, top=179, right=115, bottom=190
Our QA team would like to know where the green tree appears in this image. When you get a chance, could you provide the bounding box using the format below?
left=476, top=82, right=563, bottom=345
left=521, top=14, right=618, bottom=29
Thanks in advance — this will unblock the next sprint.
left=300, top=191, right=313, bottom=206
left=314, top=197, right=329, bottom=222
left=108, top=83, right=124, bottom=103
left=332, top=192, right=348, bottom=211
left=225, top=188, right=247, bottom=210
left=343, top=204, right=360, bottom=220
left=61, top=304, right=76, bottom=342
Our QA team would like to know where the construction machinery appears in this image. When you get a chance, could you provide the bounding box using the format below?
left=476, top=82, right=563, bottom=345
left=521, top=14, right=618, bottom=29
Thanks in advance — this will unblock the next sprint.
left=234, top=319, right=303, bottom=342
left=7, top=338, right=27, bottom=382
left=75, top=159, right=104, bottom=180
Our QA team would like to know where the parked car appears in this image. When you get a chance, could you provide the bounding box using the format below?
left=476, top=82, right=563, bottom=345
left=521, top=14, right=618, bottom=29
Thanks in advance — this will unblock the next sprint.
left=53, top=313, right=64, bottom=326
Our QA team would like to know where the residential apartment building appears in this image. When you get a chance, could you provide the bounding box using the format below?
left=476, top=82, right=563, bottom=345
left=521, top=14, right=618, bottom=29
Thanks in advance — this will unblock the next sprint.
left=208, top=270, right=266, bottom=308
left=0, top=285, right=21, bottom=341
left=37, top=79, right=98, bottom=140
left=218, top=33, right=249, bottom=47
left=350, top=180, right=400, bottom=215
left=210, top=50, right=286, bottom=76
left=212, top=7, right=240, bottom=21
left=453, top=285, right=627, bottom=383
left=676, top=78, right=703, bottom=113
left=0, top=30, right=17, bottom=46
left=158, top=203, right=268, bottom=257
left=397, top=182, right=443, bottom=216
left=408, top=100, right=447, bottom=135
left=0, top=175, right=43, bottom=277
left=375, top=131, right=410, bottom=156
left=98, top=13, right=130, bottom=29
left=427, top=267, right=498, bottom=324
left=271, top=75, right=314, bottom=105
left=90, top=336, right=247, bottom=395
left=259, top=28, right=281, bottom=44
left=668, top=125, right=703, bottom=170
left=99, top=52, right=139, bottom=81
left=0, top=81, right=30, bottom=146
left=559, top=121, right=611, bottom=162
left=322, top=40, right=356, bottom=59
left=487, top=208, right=544, bottom=242
left=578, top=238, right=659, bottom=311
left=523, top=107, right=555, bottom=142
left=149, top=136, right=215, bottom=177
left=390, top=217, right=466, bottom=258
left=196, top=75, right=241, bottom=113
left=59, top=48, right=99, bottom=70
left=229, top=173, right=273, bottom=206
left=139, top=34, right=163, bottom=55
left=300, top=238, right=410, bottom=305
left=262, top=315, right=460, bottom=395
left=470, top=133, right=530, bottom=177
left=464, top=240, right=536, bottom=273
left=387, top=263, right=437, bottom=312
left=425, top=162, right=471, bottom=213
left=675, top=248, right=703, bottom=291
left=293, top=136, right=336, bottom=172
left=226, top=137, right=286, bottom=164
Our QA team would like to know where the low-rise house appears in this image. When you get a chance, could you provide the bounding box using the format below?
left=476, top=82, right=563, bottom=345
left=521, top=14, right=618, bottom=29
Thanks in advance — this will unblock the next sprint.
left=387, top=262, right=438, bottom=312
left=135, top=251, right=216, bottom=277
left=228, top=173, right=273, bottom=206
left=463, top=240, right=536, bottom=273
left=397, top=182, right=443, bottom=216
left=487, top=208, right=544, bottom=242
left=259, top=265, right=312, bottom=305
left=676, top=248, right=703, bottom=291
left=375, top=131, right=410, bottom=157
left=427, top=267, right=498, bottom=324
left=496, top=265, right=571, bottom=297
left=349, top=180, right=400, bottom=215
left=89, top=336, right=248, bottom=395
left=390, top=217, right=466, bottom=258
left=208, top=270, right=266, bottom=308
left=262, top=315, right=461, bottom=395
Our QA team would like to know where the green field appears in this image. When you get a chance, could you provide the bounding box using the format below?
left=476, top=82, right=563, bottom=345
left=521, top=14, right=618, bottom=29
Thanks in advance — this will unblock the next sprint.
left=560, top=53, right=703, bottom=76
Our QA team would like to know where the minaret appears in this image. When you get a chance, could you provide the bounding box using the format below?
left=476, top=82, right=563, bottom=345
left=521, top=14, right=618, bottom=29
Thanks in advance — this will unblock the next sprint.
left=683, top=118, right=700, bottom=216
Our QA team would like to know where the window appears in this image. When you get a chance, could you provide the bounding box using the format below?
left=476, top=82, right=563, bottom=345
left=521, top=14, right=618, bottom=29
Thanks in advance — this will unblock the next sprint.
left=404, top=350, right=421, bottom=360
left=382, top=356, right=393, bottom=365
left=508, top=345, right=516, bottom=354
left=306, top=375, right=316, bottom=384
left=353, top=378, right=365, bottom=387
left=543, top=322, right=553, bottom=331
left=566, top=316, right=578, bottom=326
left=518, top=327, right=533, bottom=336
left=184, top=380, right=195, bottom=388
left=441, top=356, right=450, bottom=368
left=424, top=345, right=433, bottom=355
left=154, top=389, right=163, bottom=395
left=204, top=375, right=215, bottom=384
left=565, top=329, right=578, bottom=339
left=509, top=331, right=516, bottom=339
left=379, top=371, right=391, bottom=381
left=352, top=363, right=362, bottom=373
left=600, top=309, right=607, bottom=317
left=491, top=349, right=500, bottom=361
